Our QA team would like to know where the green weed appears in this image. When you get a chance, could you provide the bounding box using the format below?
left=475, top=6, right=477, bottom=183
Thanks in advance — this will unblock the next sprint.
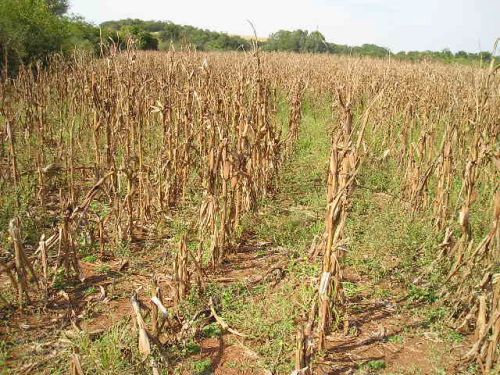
left=54, top=321, right=144, bottom=374
left=388, top=334, right=404, bottom=344
left=408, top=285, right=438, bottom=303
left=202, top=323, right=222, bottom=338
left=192, top=358, right=212, bottom=374
left=366, top=359, right=386, bottom=370
left=82, top=254, right=97, bottom=263
left=0, top=340, right=10, bottom=373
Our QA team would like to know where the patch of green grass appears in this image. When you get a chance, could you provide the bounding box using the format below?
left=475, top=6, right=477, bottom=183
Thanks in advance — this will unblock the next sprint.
left=179, top=286, right=204, bottom=319
left=252, top=210, right=315, bottom=248
left=346, top=183, right=443, bottom=288
left=116, top=240, right=132, bottom=258
left=423, top=306, right=448, bottom=326
left=82, top=254, right=98, bottom=263
left=89, top=201, right=111, bottom=217
left=206, top=282, right=250, bottom=314
left=78, top=240, right=98, bottom=258
left=84, top=286, right=97, bottom=296
left=388, top=334, right=404, bottom=344
left=191, top=358, right=212, bottom=374
left=0, top=340, right=10, bottom=373
left=346, top=256, right=387, bottom=281
left=464, top=364, right=480, bottom=374
left=365, top=359, right=386, bottom=370
left=287, top=258, right=320, bottom=278
left=202, top=323, right=222, bottom=338
left=222, top=281, right=314, bottom=373
left=54, top=321, right=144, bottom=374
left=348, top=326, right=359, bottom=336
left=373, top=287, right=391, bottom=298
left=53, top=269, right=73, bottom=290
left=170, top=215, right=190, bottom=241
left=446, top=330, right=464, bottom=343
left=407, top=285, right=438, bottom=303
left=359, top=160, right=399, bottom=193
left=0, top=180, right=53, bottom=249
left=342, top=281, right=362, bottom=298
left=96, top=264, right=111, bottom=274
left=183, top=341, right=201, bottom=355
left=181, top=273, right=315, bottom=374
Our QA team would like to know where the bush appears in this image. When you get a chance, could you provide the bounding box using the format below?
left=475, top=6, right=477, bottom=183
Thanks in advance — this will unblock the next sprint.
left=0, top=0, right=100, bottom=74
left=0, top=0, right=68, bottom=72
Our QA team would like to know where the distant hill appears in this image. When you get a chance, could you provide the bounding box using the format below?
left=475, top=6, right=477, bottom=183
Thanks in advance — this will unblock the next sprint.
left=100, top=19, right=252, bottom=51
left=99, top=19, right=493, bottom=64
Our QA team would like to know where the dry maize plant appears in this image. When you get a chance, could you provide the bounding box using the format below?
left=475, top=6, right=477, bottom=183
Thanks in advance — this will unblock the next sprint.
left=290, top=49, right=498, bottom=373
left=295, top=84, right=383, bottom=374
left=432, top=55, right=500, bottom=373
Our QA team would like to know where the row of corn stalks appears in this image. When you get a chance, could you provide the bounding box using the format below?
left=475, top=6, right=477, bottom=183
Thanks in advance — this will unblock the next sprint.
left=0, top=46, right=306, bottom=372
left=292, top=49, right=499, bottom=373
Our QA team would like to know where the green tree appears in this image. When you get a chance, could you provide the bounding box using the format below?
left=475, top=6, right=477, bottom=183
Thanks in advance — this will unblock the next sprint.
left=138, top=31, right=159, bottom=50
left=119, top=26, right=159, bottom=50
left=0, top=0, right=69, bottom=72
left=304, top=31, right=327, bottom=53
left=102, top=19, right=250, bottom=51
left=440, top=48, right=453, bottom=60
left=45, top=0, right=69, bottom=16
left=266, top=30, right=308, bottom=52
left=64, top=16, right=101, bottom=53
left=328, top=43, right=351, bottom=54
left=478, top=51, right=492, bottom=61
left=352, top=44, right=390, bottom=57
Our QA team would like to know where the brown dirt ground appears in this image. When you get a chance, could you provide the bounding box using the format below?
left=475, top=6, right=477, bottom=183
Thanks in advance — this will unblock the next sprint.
left=1, top=235, right=469, bottom=374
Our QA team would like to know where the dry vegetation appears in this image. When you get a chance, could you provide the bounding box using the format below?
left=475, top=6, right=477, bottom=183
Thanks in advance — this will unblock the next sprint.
left=0, top=47, right=498, bottom=374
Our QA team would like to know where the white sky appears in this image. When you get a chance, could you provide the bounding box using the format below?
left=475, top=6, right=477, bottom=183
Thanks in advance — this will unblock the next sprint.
left=69, top=0, right=499, bottom=53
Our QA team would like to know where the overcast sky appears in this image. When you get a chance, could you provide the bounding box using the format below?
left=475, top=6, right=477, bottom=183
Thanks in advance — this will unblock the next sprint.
left=69, top=0, right=499, bottom=53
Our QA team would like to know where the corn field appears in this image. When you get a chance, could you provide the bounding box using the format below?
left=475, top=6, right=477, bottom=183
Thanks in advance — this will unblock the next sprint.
left=0, top=47, right=498, bottom=374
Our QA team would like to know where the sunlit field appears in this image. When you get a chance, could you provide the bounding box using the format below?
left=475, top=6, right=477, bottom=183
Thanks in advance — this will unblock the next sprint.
left=0, top=49, right=498, bottom=374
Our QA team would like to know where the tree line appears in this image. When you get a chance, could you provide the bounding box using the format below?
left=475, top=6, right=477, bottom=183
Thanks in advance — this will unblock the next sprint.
left=264, top=29, right=493, bottom=63
left=0, top=0, right=494, bottom=73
